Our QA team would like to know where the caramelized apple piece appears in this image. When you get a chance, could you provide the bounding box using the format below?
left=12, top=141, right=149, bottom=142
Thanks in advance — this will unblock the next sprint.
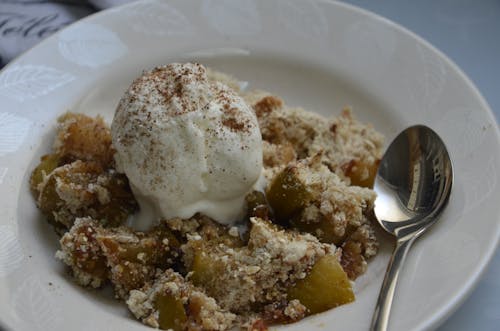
left=30, top=154, right=61, bottom=197
left=265, top=164, right=313, bottom=222
left=55, top=112, right=114, bottom=167
left=37, top=160, right=137, bottom=230
left=155, top=293, right=187, bottom=331
left=98, top=225, right=180, bottom=298
left=103, top=226, right=180, bottom=267
left=342, top=159, right=379, bottom=188
left=287, top=254, right=354, bottom=314
left=290, top=217, right=349, bottom=245
left=188, top=227, right=236, bottom=288
left=97, top=172, right=139, bottom=227
left=38, top=161, right=102, bottom=225
left=245, top=190, right=271, bottom=220
left=37, top=170, right=63, bottom=221
left=190, top=248, right=224, bottom=288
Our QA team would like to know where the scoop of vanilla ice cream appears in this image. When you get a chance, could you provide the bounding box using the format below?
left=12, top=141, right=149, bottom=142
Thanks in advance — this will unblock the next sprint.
left=111, top=63, right=263, bottom=230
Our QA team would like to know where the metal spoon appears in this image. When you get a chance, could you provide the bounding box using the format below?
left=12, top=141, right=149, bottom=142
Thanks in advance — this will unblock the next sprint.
left=370, top=125, right=453, bottom=331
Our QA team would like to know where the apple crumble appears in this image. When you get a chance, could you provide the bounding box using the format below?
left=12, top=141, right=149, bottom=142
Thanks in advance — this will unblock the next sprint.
left=30, top=63, right=383, bottom=331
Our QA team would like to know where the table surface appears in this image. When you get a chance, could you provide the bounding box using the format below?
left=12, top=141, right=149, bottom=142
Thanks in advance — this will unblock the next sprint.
left=342, top=1, right=500, bottom=330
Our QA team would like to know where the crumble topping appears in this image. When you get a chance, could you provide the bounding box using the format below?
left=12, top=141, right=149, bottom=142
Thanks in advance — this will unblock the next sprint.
left=182, top=217, right=333, bottom=312
left=57, top=217, right=179, bottom=299
left=36, top=160, right=137, bottom=232
left=127, top=269, right=236, bottom=331
left=30, top=66, right=384, bottom=331
left=248, top=93, right=383, bottom=184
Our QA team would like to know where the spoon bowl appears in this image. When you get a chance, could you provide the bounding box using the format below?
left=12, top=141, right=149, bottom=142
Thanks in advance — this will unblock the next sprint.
left=370, top=125, right=453, bottom=331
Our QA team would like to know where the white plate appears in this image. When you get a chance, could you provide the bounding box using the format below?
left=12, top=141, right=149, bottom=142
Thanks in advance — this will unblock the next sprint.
left=0, top=1, right=499, bottom=330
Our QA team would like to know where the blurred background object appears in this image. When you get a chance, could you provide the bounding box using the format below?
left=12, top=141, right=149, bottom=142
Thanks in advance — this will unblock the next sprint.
left=0, top=0, right=133, bottom=67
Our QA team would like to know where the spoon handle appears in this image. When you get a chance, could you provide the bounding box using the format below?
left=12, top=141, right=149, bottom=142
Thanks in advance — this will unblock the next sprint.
left=370, top=237, right=416, bottom=331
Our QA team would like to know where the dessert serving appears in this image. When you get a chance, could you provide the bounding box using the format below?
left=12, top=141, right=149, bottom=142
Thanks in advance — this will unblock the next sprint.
left=30, top=63, right=383, bottom=331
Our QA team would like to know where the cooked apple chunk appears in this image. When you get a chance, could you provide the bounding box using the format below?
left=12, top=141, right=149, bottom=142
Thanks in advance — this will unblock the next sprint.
left=57, top=217, right=180, bottom=298
left=265, top=162, right=315, bottom=223
left=341, top=158, right=380, bottom=188
left=29, top=153, right=61, bottom=197
left=127, top=269, right=236, bottom=331
left=54, top=112, right=114, bottom=167
left=267, top=157, right=376, bottom=245
left=287, top=254, right=354, bottom=314
left=37, top=160, right=137, bottom=231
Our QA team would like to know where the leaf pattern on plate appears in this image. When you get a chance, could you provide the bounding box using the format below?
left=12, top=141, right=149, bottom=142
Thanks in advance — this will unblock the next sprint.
left=0, top=65, right=75, bottom=102
left=202, top=0, right=261, bottom=36
left=123, top=0, right=193, bottom=36
left=276, top=0, right=328, bottom=39
left=0, top=225, right=24, bottom=277
left=0, top=167, right=7, bottom=184
left=0, top=112, right=32, bottom=157
left=59, top=23, right=127, bottom=68
left=13, top=275, right=62, bottom=330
